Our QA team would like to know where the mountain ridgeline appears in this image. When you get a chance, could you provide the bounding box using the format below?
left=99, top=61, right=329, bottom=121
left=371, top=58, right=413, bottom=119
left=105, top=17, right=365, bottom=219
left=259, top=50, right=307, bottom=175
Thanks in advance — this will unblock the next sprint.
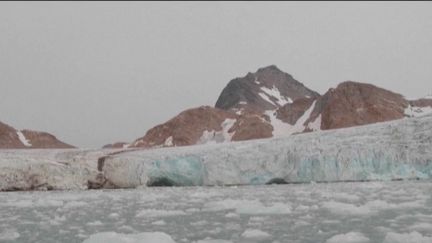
left=0, top=121, right=74, bottom=149
left=2, top=65, right=431, bottom=149
left=112, top=65, right=432, bottom=149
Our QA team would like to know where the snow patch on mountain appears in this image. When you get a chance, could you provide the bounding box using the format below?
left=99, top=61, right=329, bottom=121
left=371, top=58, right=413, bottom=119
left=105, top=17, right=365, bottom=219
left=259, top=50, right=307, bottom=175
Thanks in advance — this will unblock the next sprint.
left=265, top=110, right=292, bottom=138
left=164, top=136, right=173, bottom=147
left=260, top=85, right=293, bottom=106
left=198, top=118, right=236, bottom=144
left=307, top=114, right=322, bottom=131
left=266, top=100, right=318, bottom=137
left=16, top=130, right=32, bottom=147
left=294, top=100, right=317, bottom=131
left=254, top=76, right=260, bottom=85
left=258, top=92, right=276, bottom=106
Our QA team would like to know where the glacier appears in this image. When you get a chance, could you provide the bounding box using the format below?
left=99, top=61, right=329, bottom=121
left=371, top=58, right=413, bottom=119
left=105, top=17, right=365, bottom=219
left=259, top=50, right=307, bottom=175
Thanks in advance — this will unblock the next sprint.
left=1, top=114, right=431, bottom=191
left=0, top=149, right=121, bottom=191
left=101, top=114, right=432, bottom=188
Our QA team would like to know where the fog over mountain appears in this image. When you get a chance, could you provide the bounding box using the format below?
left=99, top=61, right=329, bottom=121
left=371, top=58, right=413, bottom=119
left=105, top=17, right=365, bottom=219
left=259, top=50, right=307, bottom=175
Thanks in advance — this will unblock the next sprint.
left=1, top=2, right=432, bottom=148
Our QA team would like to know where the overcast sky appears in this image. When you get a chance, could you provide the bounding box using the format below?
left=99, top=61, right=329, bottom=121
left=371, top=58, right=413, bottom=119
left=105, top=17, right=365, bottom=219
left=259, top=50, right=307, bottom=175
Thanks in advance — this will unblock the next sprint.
left=1, top=2, right=432, bottom=148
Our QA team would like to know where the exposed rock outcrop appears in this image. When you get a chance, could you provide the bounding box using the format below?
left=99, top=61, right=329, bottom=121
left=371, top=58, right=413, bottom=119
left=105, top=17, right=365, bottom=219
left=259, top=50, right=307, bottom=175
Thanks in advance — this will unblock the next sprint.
left=305, top=81, right=409, bottom=130
left=131, top=106, right=272, bottom=148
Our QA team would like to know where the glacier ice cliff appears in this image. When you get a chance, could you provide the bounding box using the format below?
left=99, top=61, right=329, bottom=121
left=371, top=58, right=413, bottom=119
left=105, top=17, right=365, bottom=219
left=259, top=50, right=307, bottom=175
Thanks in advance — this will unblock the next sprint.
left=101, top=114, right=432, bottom=188
left=0, top=114, right=431, bottom=191
left=0, top=149, right=121, bottom=191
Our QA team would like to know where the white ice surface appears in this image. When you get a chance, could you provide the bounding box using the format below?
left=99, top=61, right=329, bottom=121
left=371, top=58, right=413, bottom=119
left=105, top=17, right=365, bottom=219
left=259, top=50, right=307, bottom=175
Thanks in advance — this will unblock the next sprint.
left=326, top=232, right=370, bottom=243
left=1, top=181, right=431, bottom=242
left=404, top=105, right=432, bottom=117
left=383, top=231, right=432, bottom=243
left=0, top=149, right=124, bottom=191
left=82, top=232, right=176, bottom=243
left=241, top=229, right=271, bottom=239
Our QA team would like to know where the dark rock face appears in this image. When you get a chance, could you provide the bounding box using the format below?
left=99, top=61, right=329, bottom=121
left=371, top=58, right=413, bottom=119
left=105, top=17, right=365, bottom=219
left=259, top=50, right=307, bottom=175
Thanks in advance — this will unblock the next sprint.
left=21, top=130, right=75, bottom=149
left=130, top=106, right=274, bottom=148
left=231, top=114, right=273, bottom=141
left=0, top=121, right=23, bottom=148
left=215, top=65, right=320, bottom=112
left=0, top=121, right=75, bottom=149
left=132, top=106, right=237, bottom=148
left=311, top=81, right=409, bottom=130
left=276, top=98, right=315, bottom=125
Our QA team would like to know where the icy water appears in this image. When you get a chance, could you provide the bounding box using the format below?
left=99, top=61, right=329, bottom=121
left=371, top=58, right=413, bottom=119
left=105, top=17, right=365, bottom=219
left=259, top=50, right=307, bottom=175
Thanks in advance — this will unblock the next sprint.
left=1, top=181, right=432, bottom=243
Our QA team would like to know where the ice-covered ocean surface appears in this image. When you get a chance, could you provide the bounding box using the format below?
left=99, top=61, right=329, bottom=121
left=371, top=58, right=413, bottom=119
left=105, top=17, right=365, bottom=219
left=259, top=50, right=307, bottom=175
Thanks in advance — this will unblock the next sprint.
left=1, top=181, right=432, bottom=243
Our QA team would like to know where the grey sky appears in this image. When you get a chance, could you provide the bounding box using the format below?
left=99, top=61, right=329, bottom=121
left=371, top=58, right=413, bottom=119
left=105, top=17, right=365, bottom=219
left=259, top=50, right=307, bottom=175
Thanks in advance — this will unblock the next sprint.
left=1, top=2, right=431, bottom=148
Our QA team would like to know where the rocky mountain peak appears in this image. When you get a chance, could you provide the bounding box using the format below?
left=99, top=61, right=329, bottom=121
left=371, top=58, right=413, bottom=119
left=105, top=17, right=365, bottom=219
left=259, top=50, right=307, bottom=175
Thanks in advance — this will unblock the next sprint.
left=215, top=65, right=320, bottom=112
left=116, top=67, right=432, bottom=150
left=255, top=64, right=284, bottom=74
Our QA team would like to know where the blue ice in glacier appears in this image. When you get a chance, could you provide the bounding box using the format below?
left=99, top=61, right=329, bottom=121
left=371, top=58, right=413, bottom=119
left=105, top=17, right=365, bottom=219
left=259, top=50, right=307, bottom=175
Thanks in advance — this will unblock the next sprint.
left=148, top=156, right=205, bottom=186
left=102, top=114, right=432, bottom=188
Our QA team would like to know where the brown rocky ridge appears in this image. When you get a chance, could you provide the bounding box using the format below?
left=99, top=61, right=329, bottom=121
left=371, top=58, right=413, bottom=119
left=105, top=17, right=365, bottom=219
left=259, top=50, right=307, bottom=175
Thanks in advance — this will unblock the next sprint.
left=0, top=121, right=74, bottom=149
left=108, top=66, right=432, bottom=149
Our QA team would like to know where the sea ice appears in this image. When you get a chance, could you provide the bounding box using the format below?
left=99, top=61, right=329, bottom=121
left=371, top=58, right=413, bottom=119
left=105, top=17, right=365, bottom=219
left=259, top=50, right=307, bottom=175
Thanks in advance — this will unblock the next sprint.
left=241, top=229, right=271, bottom=239
left=325, top=232, right=370, bottom=243
left=82, top=232, right=176, bottom=243
left=0, top=181, right=431, bottom=242
left=383, top=231, right=432, bottom=243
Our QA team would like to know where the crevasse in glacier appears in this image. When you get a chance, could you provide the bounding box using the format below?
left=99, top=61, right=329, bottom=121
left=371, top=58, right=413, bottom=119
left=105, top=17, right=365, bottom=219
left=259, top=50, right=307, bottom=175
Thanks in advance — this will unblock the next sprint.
left=101, top=114, right=432, bottom=188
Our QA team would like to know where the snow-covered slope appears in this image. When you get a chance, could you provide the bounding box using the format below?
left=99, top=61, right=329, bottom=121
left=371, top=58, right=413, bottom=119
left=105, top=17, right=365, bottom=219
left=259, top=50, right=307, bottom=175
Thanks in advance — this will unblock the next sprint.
left=101, top=114, right=432, bottom=188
